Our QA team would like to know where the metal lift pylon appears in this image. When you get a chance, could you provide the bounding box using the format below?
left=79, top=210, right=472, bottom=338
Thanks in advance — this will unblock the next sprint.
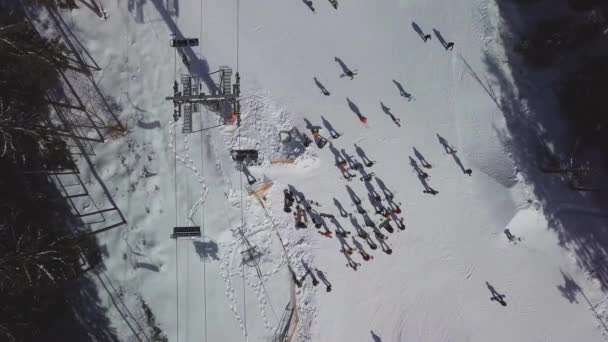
left=166, top=66, right=241, bottom=129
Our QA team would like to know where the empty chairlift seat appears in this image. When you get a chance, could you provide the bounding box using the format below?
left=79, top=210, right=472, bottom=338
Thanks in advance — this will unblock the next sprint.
left=171, top=226, right=201, bottom=239
left=170, top=38, right=199, bottom=48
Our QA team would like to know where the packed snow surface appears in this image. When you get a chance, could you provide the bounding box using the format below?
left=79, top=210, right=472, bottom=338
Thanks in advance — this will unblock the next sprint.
left=44, top=0, right=608, bottom=341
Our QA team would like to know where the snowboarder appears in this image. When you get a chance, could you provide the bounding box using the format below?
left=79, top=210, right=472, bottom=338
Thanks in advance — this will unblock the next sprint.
left=423, top=189, right=439, bottom=195
left=344, top=70, right=355, bottom=80
left=317, top=137, right=328, bottom=149
left=344, top=173, right=356, bottom=181
left=360, top=172, right=375, bottom=182
left=302, top=0, right=315, bottom=12
left=395, top=217, right=405, bottom=230
left=335, top=230, right=351, bottom=238
left=314, top=77, right=330, bottom=96
left=486, top=281, right=507, bottom=306
left=303, top=135, right=312, bottom=147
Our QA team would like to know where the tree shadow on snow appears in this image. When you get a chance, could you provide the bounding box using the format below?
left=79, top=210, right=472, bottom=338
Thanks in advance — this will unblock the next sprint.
left=484, top=1, right=608, bottom=293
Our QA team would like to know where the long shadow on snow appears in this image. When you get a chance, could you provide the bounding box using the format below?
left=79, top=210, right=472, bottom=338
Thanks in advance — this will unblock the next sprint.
left=149, top=0, right=217, bottom=94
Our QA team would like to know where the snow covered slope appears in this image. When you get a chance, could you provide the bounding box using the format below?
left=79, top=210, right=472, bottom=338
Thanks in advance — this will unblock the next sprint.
left=43, top=0, right=608, bottom=341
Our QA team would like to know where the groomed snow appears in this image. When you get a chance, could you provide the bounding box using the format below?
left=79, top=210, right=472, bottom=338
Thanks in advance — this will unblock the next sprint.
left=41, top=0, right=608, bottom=341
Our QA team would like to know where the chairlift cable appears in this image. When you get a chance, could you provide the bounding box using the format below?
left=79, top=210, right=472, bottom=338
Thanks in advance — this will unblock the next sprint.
left=175, top=238, right=179, bottom=342
left=199, top=1, right=209, bottom=340
left=174, top=125, right=180, bottom=342
left=236, top=0, right=240, bottom=73
left=235, top=0, right=247, bottom=332
left=172, top=32, right=180, bottom=339
left=238, top=131, right=248, bottom=337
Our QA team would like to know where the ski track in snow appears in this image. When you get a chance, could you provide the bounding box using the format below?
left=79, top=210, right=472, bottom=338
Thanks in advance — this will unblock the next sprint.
left=167, top=120, right=209, bottom=226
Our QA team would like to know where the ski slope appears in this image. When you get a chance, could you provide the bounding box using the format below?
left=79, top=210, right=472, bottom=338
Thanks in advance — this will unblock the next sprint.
left=44, top=0, right=608, bottom=341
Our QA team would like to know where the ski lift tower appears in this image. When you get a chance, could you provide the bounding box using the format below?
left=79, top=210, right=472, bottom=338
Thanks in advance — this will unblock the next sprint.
left=166, top=66, right=241, bottom=133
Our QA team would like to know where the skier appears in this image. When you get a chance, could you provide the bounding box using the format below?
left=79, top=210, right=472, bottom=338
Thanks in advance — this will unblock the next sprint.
left=464, top=168, right=472, bottom=176
left=423, top=34, right=431, bottom=42
left=446, top=42, right=455, bottom=50
left=319, top=230, right=333, bottom=238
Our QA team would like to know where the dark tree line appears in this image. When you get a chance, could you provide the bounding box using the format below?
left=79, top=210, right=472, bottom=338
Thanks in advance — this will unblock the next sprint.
left=512, top=0, right=608, bottom=167
left=0, top=4, right=100, bottom=342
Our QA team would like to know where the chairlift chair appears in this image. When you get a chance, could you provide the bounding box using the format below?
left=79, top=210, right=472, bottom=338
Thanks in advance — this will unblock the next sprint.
left=171, top=226, right=201, bottom=239
left=231, top=149, right=260, bottom=164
